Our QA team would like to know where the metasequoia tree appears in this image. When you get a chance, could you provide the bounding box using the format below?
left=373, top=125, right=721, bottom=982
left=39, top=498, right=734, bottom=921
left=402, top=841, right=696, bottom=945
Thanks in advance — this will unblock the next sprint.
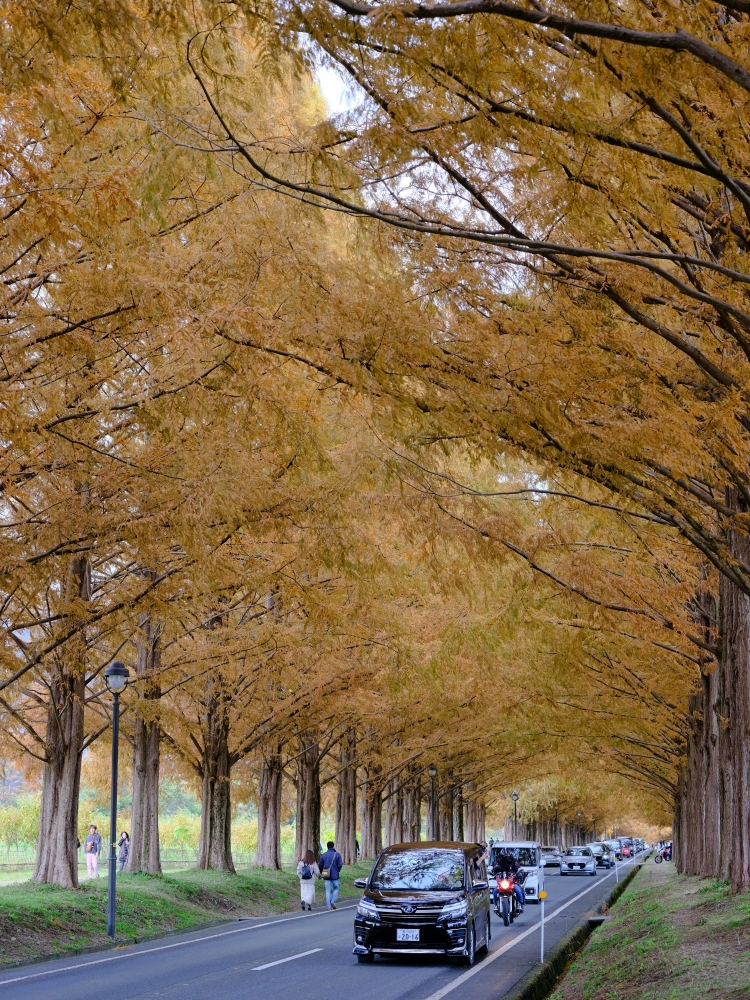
left=165, top=0, right=750, bottom=886
left=1, top=0, right=730, bottom=884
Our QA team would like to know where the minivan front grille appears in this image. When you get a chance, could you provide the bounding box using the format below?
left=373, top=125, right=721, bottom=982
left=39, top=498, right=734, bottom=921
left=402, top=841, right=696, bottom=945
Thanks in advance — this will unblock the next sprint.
left=376, top=905, right=445, bottom=920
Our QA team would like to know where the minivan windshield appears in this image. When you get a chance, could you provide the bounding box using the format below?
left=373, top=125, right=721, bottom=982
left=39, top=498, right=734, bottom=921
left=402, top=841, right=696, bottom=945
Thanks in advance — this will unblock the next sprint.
left=490, top=847, right=537, bottom=867
left=370, top=849, right=465, bottom=891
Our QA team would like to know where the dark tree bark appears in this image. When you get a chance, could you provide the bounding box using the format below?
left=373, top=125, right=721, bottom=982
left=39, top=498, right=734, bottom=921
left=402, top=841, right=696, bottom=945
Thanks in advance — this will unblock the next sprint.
left=426, top=771, right=439, bottom=841
left=439, top=780, right=454, bottom=841
left=360, top=765, right=383, bottom=858
left=453, top=783, right=464, bottom=841
left=335, top=729, right=357, bottom=864
left=294, top=733, right=321, bottom=863
left=128, top=612, right=162, bottom=875
left=404, top=771, right=421, bottom=842
left=385, top=776, right=404, bottom=847
left=465, top=789, right=485, bottom=843
left=720, top=509, right=750, bottom=891
left=197, top=688, right=234, bottom=872
left=255, top=749, right=283, bottom=869
left=33, top=557, right=90, bottom=888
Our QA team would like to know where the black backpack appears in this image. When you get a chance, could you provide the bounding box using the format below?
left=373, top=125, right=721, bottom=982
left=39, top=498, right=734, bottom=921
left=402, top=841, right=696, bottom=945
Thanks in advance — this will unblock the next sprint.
left=300, top=863, right=313, bottom=880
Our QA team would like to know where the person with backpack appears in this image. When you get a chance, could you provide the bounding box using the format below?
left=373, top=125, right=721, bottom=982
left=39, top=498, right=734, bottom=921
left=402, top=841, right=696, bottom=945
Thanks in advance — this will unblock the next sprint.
left=84, top=824, right=101, bottom=879
left=319, top=840, right=343, bottom=910
left=297, top=850, right=320, bottom=910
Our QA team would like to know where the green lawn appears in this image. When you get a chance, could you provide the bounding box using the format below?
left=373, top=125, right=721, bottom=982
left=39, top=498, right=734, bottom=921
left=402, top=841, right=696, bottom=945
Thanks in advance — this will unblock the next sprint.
left=549, top=862, right=750, bottom=1000
left=0, top=861, right=373, bottom=969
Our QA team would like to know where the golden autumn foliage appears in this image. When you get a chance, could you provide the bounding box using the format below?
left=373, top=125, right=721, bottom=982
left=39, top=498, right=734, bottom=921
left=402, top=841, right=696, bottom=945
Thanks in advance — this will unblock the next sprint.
left=1, top=0, right=741, bottom=886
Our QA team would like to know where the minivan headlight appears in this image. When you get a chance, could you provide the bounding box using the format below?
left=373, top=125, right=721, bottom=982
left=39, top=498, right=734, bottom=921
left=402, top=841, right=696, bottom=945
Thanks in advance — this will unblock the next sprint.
left=440, top=900, right=467, bottom=921
left=357, top=899, right=380, bottom=921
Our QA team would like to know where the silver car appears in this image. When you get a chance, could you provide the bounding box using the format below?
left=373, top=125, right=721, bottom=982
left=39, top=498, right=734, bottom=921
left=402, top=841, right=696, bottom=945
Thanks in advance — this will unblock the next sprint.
left=559, top=846, right=597, bottom=876
left=541, top=845, right=562, bottom=867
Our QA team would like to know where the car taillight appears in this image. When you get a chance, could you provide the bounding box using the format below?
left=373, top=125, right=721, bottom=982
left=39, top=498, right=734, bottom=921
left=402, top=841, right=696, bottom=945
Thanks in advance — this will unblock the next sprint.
left=499, top=879, right=511, bottom=890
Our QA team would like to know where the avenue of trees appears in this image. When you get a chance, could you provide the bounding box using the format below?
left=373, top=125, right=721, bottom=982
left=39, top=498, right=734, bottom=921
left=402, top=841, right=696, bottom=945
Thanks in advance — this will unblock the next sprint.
left=1, top=0, right=748, bottom=888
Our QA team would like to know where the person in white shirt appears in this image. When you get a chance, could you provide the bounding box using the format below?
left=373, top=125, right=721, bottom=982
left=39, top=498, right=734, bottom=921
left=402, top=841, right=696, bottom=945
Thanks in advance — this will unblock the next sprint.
left=296, top=850, right=320, bottom=911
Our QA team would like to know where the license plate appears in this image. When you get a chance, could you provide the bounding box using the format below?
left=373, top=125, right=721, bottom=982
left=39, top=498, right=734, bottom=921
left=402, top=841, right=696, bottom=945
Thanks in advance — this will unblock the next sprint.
left=397, top=928, right=420, bottom=942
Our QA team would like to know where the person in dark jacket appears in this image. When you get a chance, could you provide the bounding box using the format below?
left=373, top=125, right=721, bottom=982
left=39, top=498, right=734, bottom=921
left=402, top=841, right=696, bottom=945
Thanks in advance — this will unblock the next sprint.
left=319, top=841, right=343, bottom=910
left=117, top=831, right=130, bottom=873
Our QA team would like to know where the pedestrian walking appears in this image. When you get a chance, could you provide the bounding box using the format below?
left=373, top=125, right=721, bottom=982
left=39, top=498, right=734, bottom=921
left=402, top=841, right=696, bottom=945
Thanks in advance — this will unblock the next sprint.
left=297, top=850, right=320, bottom=910
left=84, top=824, right=101, bottom=878
left=117, top=831, right=130, bottom=873
left=319, top=840, right=343, bottom=910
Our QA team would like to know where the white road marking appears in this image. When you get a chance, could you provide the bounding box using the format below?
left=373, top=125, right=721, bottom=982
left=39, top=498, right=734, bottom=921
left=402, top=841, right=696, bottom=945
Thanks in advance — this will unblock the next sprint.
left=420, top=859, right=640, bottom=1000
left=252, top=947, right=323, bottom=970
left=0, top=904, right=357, bottom=987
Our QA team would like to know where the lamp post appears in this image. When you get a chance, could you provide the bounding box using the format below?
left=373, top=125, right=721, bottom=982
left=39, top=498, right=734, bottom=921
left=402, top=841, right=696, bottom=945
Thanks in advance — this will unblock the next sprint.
left=428, top=765, right=438, bottom=841
left=104, top=660, right=129, bottom=939
left=511, top=791, right=519, bottom=839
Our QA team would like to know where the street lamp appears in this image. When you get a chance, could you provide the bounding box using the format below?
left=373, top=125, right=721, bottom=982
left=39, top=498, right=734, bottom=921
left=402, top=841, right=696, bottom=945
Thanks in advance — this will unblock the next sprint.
left=511, top=791, right=519, bottom=839
left=104, top=660, right=130, bottom=939
left=428, top=765, right=438, bottom=841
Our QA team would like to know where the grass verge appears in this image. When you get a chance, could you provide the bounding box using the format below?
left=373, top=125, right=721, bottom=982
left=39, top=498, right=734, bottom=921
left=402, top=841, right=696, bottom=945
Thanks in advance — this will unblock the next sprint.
left=549, top=861, right=750, bottom=1000
left=0, top=861, right=373, bottom=969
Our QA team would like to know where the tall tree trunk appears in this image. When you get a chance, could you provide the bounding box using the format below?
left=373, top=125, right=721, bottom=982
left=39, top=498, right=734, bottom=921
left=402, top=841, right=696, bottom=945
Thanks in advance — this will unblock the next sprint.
left=720, top=514, right=750, bottom=891
left=128, top=612, right=162, bottom=875
left=336, top=729, right=357, bottom=864
left=404, top=772, right=421, bottom=842
left=439, top=780, right=454, bottom=841
left=360, top=765, right=382, bottom=858
left=454, top=784, right=464, bottom=841
left=385, top=776, right=403, bottom=847
left=197, top=690, right=234, bottom=872
left=426, top=772, right=439, bottom=841
left=681, top=690, right=704, bottom=875
left=255, top=749, right=283, bottom=869
left=295, top=733, right=321, bottom=863
left=33, top=557, right=90, bottom=888
left=465, top=787, right=484, bottom=843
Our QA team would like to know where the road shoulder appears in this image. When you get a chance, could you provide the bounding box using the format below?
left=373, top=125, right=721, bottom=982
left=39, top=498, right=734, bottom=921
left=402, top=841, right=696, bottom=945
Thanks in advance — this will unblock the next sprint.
left=0, top=863, right=371, bottom=971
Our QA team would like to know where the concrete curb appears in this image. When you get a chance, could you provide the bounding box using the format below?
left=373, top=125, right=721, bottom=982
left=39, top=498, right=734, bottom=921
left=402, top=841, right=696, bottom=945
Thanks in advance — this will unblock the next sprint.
left=503, top=861, right=646, bottom=1000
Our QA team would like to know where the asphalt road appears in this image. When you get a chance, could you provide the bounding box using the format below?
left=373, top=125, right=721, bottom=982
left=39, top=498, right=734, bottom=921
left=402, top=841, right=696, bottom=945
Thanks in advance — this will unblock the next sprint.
left=0, top=856, right=645, bottom=1000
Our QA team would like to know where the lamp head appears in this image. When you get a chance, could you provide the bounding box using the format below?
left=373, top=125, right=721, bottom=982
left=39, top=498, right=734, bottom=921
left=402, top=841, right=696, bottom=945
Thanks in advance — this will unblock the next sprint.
left=104, top=660, right=130, bottom=694
left=428, top=765, right=438, bottom=778
left=511, top=791, right=519, bottom=802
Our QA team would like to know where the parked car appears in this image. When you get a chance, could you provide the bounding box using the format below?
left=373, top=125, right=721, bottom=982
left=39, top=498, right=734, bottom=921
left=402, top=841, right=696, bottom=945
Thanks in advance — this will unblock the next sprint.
left=488, top=841, right=545, bottom=903
left=559, top=846, right=597, bottom=876
left=587, top=843, right=615, bottom=868
left=541, top=845, right=562, bottom=867
left=352, top=842, right=491, bottom=966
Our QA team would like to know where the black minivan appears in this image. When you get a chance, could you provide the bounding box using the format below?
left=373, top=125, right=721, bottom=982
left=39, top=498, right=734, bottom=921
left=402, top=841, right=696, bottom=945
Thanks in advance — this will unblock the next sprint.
left=352, top=842, right=491, bottom=965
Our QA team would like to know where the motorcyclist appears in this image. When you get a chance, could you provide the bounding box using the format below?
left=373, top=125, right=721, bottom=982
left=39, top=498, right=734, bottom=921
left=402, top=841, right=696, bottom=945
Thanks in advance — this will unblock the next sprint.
left=493, top=848, right=525, bottom=911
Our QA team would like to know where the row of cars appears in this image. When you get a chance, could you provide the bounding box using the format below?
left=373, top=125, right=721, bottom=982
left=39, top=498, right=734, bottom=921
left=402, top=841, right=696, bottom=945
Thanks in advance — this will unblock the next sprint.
left=541, top=836, right=646, bottom=873
left=351, top=836, right=648, bottom=966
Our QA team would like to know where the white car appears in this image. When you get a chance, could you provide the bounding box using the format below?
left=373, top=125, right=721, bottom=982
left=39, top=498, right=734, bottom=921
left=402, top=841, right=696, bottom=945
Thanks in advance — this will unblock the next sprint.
left=488, top=841, right=545, bottom=903
left=560, top=846, right=597, bottom=876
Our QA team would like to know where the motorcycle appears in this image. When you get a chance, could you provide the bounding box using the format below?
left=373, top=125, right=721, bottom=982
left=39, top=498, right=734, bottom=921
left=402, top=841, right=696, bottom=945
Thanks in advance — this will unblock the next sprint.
left=494, top=872, right=523, bottom=926
left=654, top=845, right=672, bottom=863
